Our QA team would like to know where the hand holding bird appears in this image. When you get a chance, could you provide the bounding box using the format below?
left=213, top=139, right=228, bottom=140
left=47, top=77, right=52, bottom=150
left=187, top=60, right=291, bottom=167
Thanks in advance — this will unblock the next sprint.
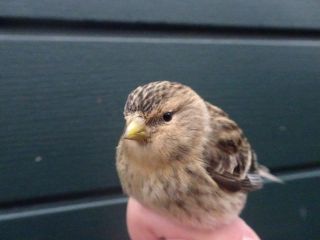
left=127, top=197, right=260, bottom=240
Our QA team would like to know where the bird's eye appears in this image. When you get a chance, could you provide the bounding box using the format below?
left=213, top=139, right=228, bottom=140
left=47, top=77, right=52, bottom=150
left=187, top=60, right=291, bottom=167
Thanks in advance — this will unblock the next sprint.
left=163, top=112, right=173, bottom=122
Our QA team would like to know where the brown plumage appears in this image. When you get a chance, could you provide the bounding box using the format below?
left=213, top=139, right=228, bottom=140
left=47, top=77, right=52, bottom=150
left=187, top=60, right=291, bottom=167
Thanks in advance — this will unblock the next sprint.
left=116, top=81, right=279, bottom=228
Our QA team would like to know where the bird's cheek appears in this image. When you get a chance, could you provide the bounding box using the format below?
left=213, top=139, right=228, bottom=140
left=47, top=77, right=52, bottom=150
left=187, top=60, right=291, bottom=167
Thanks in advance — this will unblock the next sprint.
left=151, top=132, right=169, bottom=149
left=150, top=126, right=157, bottom=135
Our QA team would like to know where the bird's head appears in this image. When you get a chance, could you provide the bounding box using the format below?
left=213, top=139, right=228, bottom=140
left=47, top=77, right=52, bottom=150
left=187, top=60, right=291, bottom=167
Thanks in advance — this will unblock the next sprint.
left=121, top=81, right=210, bottom=167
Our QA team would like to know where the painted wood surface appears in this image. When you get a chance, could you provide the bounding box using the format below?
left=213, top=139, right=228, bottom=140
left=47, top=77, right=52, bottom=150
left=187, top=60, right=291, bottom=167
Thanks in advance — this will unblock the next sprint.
left=1, top=1, right=320, bottom=30
left=1, top=1, right=320, bottom=239
left=1, top=37, right=319, bottom=203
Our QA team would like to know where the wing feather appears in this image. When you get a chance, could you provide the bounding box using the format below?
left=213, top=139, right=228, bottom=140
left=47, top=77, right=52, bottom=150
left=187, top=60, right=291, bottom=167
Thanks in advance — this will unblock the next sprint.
left=204, top=102, right=264, bottom=192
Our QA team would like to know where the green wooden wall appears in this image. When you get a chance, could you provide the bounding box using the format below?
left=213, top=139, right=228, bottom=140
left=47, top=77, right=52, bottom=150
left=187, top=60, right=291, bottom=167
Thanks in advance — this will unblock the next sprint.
left=1, top=1, right=320, bottom=239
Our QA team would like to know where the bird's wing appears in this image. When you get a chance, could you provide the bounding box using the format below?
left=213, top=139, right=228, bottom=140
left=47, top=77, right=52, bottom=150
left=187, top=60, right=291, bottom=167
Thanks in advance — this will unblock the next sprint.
left=203, top=102, right=264, bottom=192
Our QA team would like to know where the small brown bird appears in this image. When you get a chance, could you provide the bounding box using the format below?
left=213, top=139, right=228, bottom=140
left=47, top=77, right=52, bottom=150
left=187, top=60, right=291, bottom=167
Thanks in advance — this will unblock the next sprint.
left=116, top=81, right=279, bottom=229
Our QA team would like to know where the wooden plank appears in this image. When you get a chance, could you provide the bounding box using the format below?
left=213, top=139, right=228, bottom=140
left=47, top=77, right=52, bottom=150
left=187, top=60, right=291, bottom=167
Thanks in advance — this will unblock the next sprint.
left=1, top=0, right=320, bottom=30
left=0, top=196, right=129, bottom=240
left=242, top=172, right=320, bottom=240
left=0, top=173, right=319, bottom=240
left=0, top=36, right=320, bottom=203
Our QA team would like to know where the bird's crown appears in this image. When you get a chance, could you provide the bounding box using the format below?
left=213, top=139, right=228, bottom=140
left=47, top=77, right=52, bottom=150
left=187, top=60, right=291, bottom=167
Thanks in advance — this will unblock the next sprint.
left=124, top=81, right=186, bottom=115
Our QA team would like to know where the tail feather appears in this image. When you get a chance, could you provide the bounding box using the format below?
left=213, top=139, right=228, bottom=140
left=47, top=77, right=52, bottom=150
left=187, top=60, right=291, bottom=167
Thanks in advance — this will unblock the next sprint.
left=258, top=165, right=283, bottom=183
left=250, top=151, right=283, bottom=183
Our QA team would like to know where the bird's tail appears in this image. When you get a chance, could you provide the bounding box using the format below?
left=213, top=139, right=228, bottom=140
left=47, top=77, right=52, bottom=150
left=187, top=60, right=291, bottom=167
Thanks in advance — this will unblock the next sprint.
left=258, top=165, right=283, bottom=183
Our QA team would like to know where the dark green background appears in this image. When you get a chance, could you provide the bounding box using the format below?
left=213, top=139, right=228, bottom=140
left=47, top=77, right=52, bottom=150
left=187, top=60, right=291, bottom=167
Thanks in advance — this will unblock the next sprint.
left=0, top=1, right=319, bottom=239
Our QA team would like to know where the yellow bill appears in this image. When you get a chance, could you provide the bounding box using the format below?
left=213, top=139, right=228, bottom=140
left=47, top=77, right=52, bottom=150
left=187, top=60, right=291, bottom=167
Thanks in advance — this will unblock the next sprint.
left=124, top=117, right=146, bottom=141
